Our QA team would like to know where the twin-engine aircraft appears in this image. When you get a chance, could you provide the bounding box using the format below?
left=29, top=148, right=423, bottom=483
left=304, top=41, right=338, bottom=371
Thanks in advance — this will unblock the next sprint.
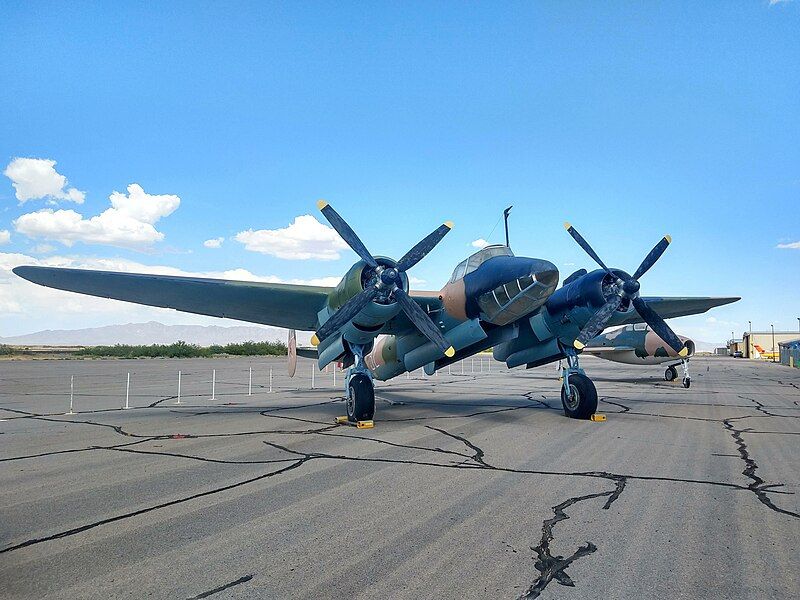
left=581, top=324, right=696, bottom=386
left=13, top=202, right=738, bottom=422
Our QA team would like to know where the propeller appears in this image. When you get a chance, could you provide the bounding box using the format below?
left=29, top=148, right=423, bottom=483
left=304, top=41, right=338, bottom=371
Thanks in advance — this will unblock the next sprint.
left=314, top=201, right=455, bottom=358
left=564, top=223, right=687, bottom=357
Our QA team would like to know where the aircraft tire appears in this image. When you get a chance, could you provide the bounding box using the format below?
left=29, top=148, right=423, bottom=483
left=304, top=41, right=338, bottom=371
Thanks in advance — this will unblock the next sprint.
left=682, top=377, right=691, bottom=389
left=347, top=373, right=375, bottom=422
left=665, top=366, right=678, bottom=381
left=560, top=373, right=598, bottom=419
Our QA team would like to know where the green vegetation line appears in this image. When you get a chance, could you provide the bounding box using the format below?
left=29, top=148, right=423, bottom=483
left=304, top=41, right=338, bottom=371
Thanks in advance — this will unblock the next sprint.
left=75, top=340, right=287, bottom=359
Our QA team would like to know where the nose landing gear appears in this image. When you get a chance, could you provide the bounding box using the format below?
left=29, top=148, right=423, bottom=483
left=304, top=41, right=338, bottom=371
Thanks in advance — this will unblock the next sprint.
left=665, top=359, right=691, bottom=388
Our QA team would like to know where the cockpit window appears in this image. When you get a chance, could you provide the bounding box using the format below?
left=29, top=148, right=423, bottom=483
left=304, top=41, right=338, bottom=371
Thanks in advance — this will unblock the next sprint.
left=449, top=245, right=513, bottom=282
left=450, top=260, right=468, bottom=283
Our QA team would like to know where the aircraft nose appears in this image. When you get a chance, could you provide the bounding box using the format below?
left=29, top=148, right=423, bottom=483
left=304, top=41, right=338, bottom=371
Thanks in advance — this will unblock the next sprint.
left=463, top=256, right=560, bottom=323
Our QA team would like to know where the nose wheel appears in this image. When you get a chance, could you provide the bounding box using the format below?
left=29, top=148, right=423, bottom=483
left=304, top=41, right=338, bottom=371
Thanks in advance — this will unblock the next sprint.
left=665, top=359, right=691, bottom=388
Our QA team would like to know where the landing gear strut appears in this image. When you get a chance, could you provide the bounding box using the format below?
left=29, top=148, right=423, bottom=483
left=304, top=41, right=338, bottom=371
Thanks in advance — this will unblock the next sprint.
left=665, top=359, right=691, bottom=388
left=560, top=347, right=598, bottom=419
left=345, top=344, right=375, bottom=422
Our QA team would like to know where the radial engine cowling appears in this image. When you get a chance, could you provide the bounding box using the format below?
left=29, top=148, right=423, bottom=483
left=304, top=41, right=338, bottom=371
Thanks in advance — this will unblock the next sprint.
left=322, top=258, right=407, bottom=346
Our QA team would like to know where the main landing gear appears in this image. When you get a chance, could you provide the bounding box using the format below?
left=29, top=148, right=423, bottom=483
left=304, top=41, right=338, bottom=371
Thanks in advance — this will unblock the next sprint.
left=345, top=344, right=375, bottom=422
left=560, top=347, right=598, bottom=419
left=664, top=359, right=691, bottom=388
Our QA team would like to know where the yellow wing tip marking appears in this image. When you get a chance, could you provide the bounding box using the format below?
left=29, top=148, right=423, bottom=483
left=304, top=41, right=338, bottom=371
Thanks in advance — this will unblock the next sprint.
left=563, top=221, right=572, bottom=230
left=444, top=220, right=454, bottom=229
left=316, top=199, right=329, bottom=210
left=665, top=234, right=672, bottom=244
left=679, top=347, right=689, bottom=357
left=444, top=346, right=456, bottom=358
left=573, top=340, right=585, bottom=350
left=311, top=334, right=320, bottom=346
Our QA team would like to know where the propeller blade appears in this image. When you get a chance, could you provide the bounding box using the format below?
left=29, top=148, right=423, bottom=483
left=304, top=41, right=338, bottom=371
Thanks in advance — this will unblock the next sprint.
left=563, top=222, right=612, bottom=274
left=632, top=235, right=671, bottom=280
left=632, top=296, right=688, bottom=356
left=395, top=221, right=453, bottom=272
left=316, top=287, right=378, bottom=341
left=393, top=288, right=455, bottom=358
left=317, top=200, right=378, bottom=268
left=573, top=295, right=623, bottom=349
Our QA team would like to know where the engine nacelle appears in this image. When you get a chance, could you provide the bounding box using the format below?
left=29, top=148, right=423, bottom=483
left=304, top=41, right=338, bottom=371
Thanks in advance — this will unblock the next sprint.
left=320, top=258, right=407, bottom=347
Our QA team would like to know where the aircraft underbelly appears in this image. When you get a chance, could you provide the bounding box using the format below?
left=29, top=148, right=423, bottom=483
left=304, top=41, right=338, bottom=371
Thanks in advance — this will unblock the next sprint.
left=595, top=351, right=672, bottom=365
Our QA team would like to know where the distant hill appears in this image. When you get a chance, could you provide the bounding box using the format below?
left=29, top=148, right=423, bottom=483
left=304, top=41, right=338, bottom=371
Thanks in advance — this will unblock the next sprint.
left=0, top=321, right=289, bottom=347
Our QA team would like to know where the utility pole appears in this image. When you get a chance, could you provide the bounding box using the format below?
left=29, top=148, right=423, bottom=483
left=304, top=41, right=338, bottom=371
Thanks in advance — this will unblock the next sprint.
left=771, top=324, right=776, bottom=363
left=748, top=321, right=752, bottom=359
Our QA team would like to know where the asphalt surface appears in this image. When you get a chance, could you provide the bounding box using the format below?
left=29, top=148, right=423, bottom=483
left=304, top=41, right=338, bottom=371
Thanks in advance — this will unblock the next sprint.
left=1, top=355, right=798, bottom=599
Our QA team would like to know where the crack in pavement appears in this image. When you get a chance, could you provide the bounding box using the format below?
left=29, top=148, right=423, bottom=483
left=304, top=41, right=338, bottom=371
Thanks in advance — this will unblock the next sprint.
left=519, top=476, right=627, bottom=599
left=186, top=574, right=254, bottom=599
left=723, top=416, right=800, bottom=519
left=0, top=459, right=308, bottom=554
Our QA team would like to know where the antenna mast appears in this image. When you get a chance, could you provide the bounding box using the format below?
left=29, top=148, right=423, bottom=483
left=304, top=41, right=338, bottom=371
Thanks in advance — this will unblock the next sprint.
left=503, top=206, right=513, bottom=248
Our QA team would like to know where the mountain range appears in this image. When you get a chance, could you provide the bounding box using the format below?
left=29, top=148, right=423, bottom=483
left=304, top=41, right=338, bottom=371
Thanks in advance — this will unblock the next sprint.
left=0, top=321, right=291, bottom=347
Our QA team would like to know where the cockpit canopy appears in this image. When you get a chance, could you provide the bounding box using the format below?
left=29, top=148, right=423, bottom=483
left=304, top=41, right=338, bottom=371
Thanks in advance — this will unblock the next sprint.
left=448, top=244, right=514, bottom=283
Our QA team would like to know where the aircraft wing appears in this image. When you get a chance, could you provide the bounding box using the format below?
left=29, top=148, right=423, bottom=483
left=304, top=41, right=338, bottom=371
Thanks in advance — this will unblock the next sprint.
left=608, top=296, right=739, bottom=327
left=13, top=266, right=332, bottom=331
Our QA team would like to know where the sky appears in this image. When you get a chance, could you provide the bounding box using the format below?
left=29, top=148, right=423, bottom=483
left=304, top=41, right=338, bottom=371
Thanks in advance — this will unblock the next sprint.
left=1, top=1, right=798, bottom=344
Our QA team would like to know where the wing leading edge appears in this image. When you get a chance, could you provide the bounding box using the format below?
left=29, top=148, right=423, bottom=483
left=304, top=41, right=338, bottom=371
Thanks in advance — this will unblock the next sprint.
left=608, top=296, right=740, bottom=327
left=13, top=266, right=332, bottom=331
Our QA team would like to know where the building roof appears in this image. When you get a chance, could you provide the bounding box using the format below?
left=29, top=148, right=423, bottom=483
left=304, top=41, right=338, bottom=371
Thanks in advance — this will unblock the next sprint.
left=778, top=338, right=800, bottom=348
left=744, top=331, right=800, bottom=335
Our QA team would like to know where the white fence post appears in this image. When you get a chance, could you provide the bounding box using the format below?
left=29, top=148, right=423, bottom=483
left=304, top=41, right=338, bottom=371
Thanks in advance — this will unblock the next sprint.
left=176, top=371, right=182, bottom=405
left=211, top=369, right=216, bottom=400
left=269, top=368, right=273, bottom=393
left=333, top=365, right=336, bottom=387
left=248, top=367, right=252, bottom=396
left=124, top=372, right=130, bottom=409
left=462, top=360, right=465, bottom=375
left=68, top=375, right=75, bottom=414
left=448, top=364, right=451, bottom=375
left=311, top=363, right=315, bottom=389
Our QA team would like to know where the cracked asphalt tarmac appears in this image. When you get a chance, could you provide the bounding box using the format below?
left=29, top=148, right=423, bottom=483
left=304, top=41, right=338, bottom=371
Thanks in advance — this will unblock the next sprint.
left=1, top=355, right=798, bottom=599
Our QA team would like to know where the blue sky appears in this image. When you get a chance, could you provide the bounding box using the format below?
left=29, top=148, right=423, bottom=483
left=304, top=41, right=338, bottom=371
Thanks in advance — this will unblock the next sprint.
left=1, top=1, right=798, bottom=342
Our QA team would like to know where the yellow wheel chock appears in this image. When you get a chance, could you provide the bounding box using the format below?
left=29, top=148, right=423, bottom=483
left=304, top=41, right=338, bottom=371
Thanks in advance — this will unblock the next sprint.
left=335, top=416, right=374, bottom=429
left=590, top=413, right=607, bottom=422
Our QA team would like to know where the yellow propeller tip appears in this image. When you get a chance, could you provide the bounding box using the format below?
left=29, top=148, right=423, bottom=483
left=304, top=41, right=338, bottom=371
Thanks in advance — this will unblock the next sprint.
left=679, top=347, right=689, bottom=357
left=311, top=334, right=320, bottom=346
left=444, top=220, right=454, bottom=229
left=665, top=234, right=672, bottom=244
left=444, top=346, right=456, bottom=358
left=316, top=199, right=329, bottom=210
left=564, top=221, right=572, bottom=230
left=573, top=340, right=585, bottom=350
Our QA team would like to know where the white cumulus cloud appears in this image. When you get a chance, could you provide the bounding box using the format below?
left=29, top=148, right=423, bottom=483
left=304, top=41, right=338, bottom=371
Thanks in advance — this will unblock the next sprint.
left=4, top=158, right=85, bottom=204
left=470, top=238, right=490, bottom=249
left=776, top=241, right=800, bottom=249
left=235, top=214, right=349, bottom=260
left=203, top=237, right=224, bottom=248
left=13, top=184, right=180, bottom=250
left=0, top=230, right=10, bottom=245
